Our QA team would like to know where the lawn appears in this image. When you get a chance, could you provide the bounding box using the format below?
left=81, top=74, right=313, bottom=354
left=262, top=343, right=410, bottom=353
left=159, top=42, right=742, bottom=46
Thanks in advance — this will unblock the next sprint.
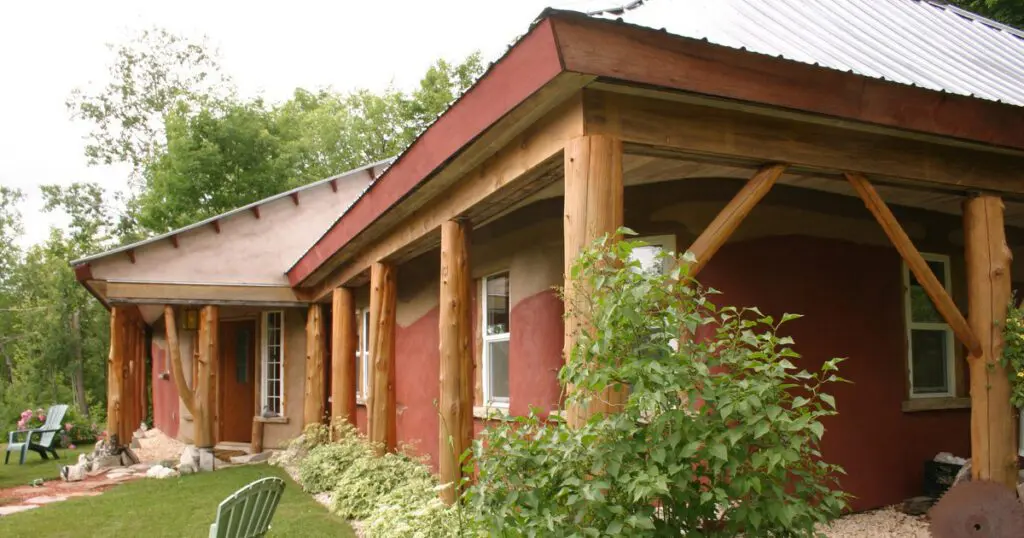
left=0, top=443, right=94, bottom=489
left=0, top=464, right=355, bottom=537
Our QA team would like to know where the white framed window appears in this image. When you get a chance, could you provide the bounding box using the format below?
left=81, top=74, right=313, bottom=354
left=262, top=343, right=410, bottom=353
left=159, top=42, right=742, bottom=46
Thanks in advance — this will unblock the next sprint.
left=631, top=235, right=677, bottom=274
left=261, top=311, right=284, bottom=416
left=482, top=272, right=511, bottom=407
left=904, top=254, right=956, bottom=398
left=357, top=309, right=371, bottom=400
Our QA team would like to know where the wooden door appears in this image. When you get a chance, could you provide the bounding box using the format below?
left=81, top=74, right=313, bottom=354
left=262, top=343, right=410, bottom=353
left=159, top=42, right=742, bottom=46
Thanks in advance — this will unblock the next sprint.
left=219, top=319, right=257, bottom=443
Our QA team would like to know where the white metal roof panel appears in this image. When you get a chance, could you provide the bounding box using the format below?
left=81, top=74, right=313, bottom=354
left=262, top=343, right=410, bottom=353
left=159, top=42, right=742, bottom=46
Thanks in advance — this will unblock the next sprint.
left=582, top=0, right=1024, bottom=106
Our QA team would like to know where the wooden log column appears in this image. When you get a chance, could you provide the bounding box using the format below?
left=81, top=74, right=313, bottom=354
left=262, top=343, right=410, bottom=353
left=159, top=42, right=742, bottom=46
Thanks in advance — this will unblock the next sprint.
left=107, top=307, right=125, bottom=444
left=332, top=288, right=359, bottom=430
left=369, top=262, right=397, bottom=455
left=439, top=219, right=473, bottom=504
left=563, top=134, right=624, bottom=428
left=964, top=194, right=1017, bottom=488
left=193, top=305, right=217, bottom=448
left=304, top=304, right=327, bottom=427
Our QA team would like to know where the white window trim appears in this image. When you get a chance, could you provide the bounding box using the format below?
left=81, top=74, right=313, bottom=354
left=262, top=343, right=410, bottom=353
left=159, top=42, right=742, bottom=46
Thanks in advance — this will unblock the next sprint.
left=634, top=235, right=677, bottom=274
left=356, top=308, right=371, bottom=403
left=482, top=272, right=511, bottom=408
left=903, top=254, right=956, bottom=399
left=260, top=310, right=285, bottom=416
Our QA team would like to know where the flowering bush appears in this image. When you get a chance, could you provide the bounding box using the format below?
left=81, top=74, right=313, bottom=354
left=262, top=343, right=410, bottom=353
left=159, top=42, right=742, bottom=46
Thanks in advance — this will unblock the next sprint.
left=1003, top=298, right=1024, bottom=407
left=13, top=407, right=100, bottom=447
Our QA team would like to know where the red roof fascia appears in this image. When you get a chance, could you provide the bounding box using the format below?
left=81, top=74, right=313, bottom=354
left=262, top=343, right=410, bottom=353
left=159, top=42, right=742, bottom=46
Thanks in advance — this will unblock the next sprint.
left=287, top=18, right=565, bottom=286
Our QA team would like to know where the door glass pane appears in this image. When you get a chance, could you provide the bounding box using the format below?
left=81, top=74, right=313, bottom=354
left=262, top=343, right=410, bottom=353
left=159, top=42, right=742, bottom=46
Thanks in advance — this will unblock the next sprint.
left=908, top=261, right=946, bottom=323
left=485, top=274, right=510, bottom=335
left=911, top=329, right=949, bottom=394
left=488, top=340, right=510, bottom=401
left=235, top=328, right=249, bottom=383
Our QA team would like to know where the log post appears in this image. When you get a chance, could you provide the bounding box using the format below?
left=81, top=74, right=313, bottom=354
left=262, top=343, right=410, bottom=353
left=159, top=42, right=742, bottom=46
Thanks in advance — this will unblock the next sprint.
left=164, top=306, right=196, bottom=417
left=369, top=262, right=397, bottom=455
left=964, top=194, right=1017, bottom=488
left=563, top=135, right=624, bottom=428
left=193, top=305, right=217, bottom=449
left=332, top=288, right=358, bottom=430
left=439, top=219, right=473, bottom=504
left=251, top=419, right=264, bottom=454
left=304, top=303, right=326, bottom=427
left=107, top=307, right=125, bottom=444
left=121, top=316, right=135, bottom=442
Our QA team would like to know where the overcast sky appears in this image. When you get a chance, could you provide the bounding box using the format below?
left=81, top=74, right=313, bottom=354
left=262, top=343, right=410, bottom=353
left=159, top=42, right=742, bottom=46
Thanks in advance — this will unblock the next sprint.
left=0, top=0, right=605, bottom=247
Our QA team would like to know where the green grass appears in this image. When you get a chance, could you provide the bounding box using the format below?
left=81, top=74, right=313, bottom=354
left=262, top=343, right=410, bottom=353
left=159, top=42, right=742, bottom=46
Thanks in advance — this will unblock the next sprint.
left=0, top=464, right=354, bottom=537
left=0, top=443, right=94, bottom=489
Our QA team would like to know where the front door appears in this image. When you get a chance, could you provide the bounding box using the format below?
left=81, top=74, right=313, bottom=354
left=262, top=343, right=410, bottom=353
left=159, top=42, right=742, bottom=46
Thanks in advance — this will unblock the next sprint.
left=219, top=319, right=256, bottom=443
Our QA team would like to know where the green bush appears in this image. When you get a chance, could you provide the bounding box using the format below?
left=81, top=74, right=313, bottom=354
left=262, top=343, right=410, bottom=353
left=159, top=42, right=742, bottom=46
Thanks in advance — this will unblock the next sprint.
left=469, top=231, right=848, bottom=536
left=331, top=452, right=435, bottom=519
left=298, top=427, right=372, bottom=494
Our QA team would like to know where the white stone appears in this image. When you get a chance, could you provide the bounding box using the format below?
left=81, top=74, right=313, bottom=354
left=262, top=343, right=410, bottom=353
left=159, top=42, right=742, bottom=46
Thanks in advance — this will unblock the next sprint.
left=229, top=451, right=272, bottom=465
left=24, top=495, right=68, bottom=505
left=178, top=463, right=196, bottom=475
left=199, top=448, right=215, bottom=472
left=145, top=465, right=178, bottom=479
left=180, top=445, right=199, bottom=468
left=91, top=454, right=122, bottom=472
left=0, top=505, right=39, bottom=516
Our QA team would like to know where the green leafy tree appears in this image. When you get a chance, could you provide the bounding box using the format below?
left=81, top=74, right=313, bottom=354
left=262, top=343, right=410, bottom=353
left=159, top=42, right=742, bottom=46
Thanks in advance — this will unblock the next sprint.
left=953, top=0, right=1024, bottom=28
left=470, top=233, right=847, bottom=536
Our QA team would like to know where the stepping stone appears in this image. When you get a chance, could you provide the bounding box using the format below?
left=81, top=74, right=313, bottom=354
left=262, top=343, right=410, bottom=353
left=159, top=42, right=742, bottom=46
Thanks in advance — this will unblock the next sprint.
left=24, top=495, right=68, bottom=505
left=130, top=463, right=152, bottom=473
left=229, top=452, right=272, bottom=464
left=0, top=505, right=39, bottom=516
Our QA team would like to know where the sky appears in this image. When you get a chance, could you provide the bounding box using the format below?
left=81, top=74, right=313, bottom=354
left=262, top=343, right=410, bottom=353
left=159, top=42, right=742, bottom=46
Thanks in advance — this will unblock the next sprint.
left=0, top=0, right=608, bottom=247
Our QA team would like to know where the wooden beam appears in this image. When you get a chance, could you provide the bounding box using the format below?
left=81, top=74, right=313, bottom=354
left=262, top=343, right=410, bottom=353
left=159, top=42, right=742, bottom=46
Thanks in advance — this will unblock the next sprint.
left=211, top=220, right=221, bottom=234
left=583, top=90, right=1024, bottom=194
left=107, top=308, right=125, bottom=444
left=686, top=163, right=787, bottom=277
left=304, top=303, right=326, bottom=427
left=331, top=287, right=358, bottom=429
left=563, top=135, right=625, bottom=428
left=122, top=319, right=136, bottom=441
left=194, top=305, right=217, bottom=449
left=251, top=419, right=264, bottom=454
left=438, top=220, right=473, bottom=504
left=107, top=282, right=303, bottom=306
left=170, top=235, right=179, bottom=249
left=964, top=195, right=1017, bottom=488
left=297, top=94, right=587, bottom=298
left=290, top=192, right=300, bottom=206
left=368, top=262, right=397, bottom=455
left=251, top=207, right=261, bottom=219
left=329, top=179, right=338, bottom=193
left=846, top=172, right=981, bottom=356
left=126, top=249, right=136, bottom=264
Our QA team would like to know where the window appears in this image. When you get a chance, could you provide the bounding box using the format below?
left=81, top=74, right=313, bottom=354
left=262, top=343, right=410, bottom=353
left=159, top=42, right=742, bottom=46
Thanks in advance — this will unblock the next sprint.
left=631, top=235, right=677, bottom=275
left=261, top=311, right=284, bottom=416
left=904, top=255, right=956, bottom=398
left=482, top=272, right=511, bottom=406
left=357, top=309, right=371, bottom=400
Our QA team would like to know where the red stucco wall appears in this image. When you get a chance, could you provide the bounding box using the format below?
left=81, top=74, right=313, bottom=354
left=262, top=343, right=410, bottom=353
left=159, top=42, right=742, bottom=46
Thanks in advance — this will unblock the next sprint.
left=150, top=342, right=179, bottom=439
left=699, top=235, right=971, bottom=511
left=509, top=289, right=564, bottom=417
left=395, top=307, right=441, bottom=466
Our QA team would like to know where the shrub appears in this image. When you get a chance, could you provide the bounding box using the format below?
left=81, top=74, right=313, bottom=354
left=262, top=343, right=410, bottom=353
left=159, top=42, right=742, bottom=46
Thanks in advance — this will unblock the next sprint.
left=12, top=406, right=100, bottom=447
left=331, top=452, right=435, bottom=519
left=1003, top=298, right=1024, bottom=407
left=298, top=427, right=373, bottom=494
left=469, top=231, right=847, bottom=536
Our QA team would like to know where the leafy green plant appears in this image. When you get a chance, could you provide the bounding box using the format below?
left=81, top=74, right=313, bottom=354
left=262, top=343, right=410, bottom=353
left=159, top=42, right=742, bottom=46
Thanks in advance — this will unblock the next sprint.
left=469, top=230, right=847, bottom=536
left=1002, top=298, right=1024, bottom=408
left=298, top=424, right=373, bottom=494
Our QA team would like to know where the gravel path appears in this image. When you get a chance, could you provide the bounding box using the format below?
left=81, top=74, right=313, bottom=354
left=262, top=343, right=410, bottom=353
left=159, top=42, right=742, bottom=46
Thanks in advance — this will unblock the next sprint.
left=819, top=507, right=930, bottom=537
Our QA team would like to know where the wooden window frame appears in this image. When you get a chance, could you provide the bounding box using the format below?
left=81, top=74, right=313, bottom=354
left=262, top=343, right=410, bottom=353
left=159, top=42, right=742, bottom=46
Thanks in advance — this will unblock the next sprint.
left=482, top=271, right=511, bottom=408
left=260, top=310, right=285, bottom=416
left=903, top=253, right=957, bottom=399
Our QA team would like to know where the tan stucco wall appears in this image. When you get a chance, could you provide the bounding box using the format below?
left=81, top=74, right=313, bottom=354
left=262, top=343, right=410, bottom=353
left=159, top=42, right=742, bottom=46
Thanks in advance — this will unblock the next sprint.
left=89, top=168, right=375, bottom=286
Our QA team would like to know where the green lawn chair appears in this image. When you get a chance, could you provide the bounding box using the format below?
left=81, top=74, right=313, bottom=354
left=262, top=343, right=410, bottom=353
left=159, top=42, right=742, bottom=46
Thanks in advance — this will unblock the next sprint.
left=209, top=477, right=286, bottom=538
left=5, top=404, right=68, bottom=465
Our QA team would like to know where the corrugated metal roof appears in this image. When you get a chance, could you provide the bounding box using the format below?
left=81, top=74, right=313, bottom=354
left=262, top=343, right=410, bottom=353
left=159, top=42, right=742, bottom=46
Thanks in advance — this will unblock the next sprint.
left=582, top=0, right=1024, bottom=106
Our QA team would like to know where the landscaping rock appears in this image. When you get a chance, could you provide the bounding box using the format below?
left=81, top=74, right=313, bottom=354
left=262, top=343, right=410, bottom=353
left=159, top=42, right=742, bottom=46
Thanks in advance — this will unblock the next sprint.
left=24, top=495, right=68, bottom=505
left=180, top=445, right=199, bottom=468
left=91, top=454, right=122, bottom=472
left=230, top=451, right=272, bottom=465
left=900, top=496, right=934, bottom=516
left=199, top=448, right=215, bottom=472
left=178, top=463, right=196, bottom=475
left=0, top=505, right=39, bottom=516
left=145, top=465, right=178, bottom=479
left=130, top=463, right=152, bottom=473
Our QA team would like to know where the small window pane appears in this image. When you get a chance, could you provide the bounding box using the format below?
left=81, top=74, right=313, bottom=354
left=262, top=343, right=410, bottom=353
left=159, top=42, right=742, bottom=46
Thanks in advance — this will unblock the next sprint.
left=630, top=244, right=668, bottom=274
left=486, top=273, right=510, bottom=335
left=488, top=340, right=510, bottom=400
left=908, top=261, right=946, bottom=323
left=911, top=329, right=949, bottom=394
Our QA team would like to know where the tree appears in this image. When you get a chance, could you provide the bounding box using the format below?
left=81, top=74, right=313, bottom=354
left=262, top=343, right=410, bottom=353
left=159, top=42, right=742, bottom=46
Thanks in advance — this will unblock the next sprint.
left=953, top=0, right=1024, bottom=29
left=0, top=187, right=25, bottom=386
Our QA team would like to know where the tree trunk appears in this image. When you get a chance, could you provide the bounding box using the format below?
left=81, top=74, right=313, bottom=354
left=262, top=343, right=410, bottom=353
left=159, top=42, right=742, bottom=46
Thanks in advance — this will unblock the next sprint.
left=71, top=309, right=89, bottom=416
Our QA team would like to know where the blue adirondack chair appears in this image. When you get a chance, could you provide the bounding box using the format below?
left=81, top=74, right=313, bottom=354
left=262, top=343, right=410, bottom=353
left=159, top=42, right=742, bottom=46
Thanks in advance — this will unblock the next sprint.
left=5, top=404, right=69, bottom=465
left=209, top=477, right=286, bottom=538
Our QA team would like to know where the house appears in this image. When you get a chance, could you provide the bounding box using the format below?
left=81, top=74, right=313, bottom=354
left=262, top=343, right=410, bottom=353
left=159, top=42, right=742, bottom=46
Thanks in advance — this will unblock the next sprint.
left=77, top=0, right=1024, bottom=511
